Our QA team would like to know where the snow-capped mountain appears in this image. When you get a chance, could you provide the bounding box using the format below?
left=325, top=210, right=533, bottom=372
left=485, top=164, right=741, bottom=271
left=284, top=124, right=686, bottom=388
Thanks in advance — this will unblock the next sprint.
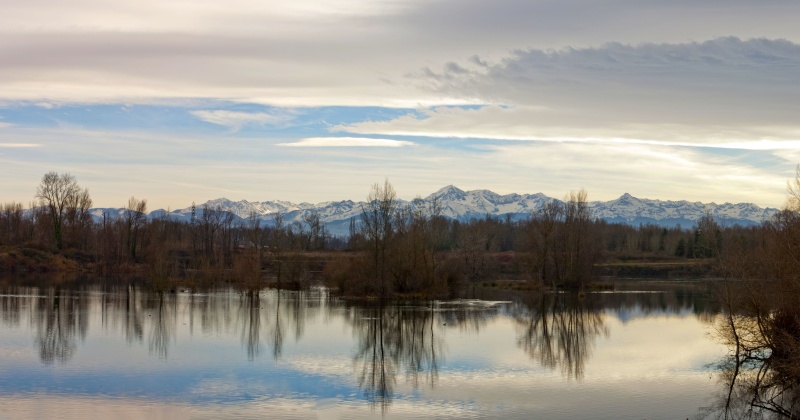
left=592, top=192, right=778, bottom=228
left=87, top=186, right=780, bottom=236
left=429, top=186, right=553, bottom=220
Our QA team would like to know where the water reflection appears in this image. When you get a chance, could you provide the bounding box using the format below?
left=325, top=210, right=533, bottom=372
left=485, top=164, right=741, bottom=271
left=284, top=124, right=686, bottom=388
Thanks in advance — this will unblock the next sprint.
left=512, top=294, right=607, bottom=380
left=0, top=280, right=723, bottom=417
left=246, top=289, right=323, bottom=360
left=343, top=302, right=454, bottom=412
left=33, top=288, right=89, bottom=364
left=147, top=292, right=175, bottom=359
left=120, top=285, right=144, bottom=345
left=238, top=292, right=261, bottom=359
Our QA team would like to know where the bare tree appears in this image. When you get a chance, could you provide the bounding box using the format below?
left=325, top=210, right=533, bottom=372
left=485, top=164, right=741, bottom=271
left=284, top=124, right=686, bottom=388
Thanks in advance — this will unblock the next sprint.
left=526, top=190, right=596, bottom=289
left=35, top=172, right=90, bottom=249
left=303, top=210, right=322, bottom=251
left=528, top=199, right=563, bottom=288
left=360, top=179, right=397, bottom=297
left=218, top=210, right=235, bottom=267
left=271, top=210, right=286, bottom=286
left=557, top=189, right=595, bottom=289
left=247, top=212, right=261, bottom=248
left=457, top=220, right=491, bottom=283
left=787, top=164, right=800, bottom=212
left=125, top=196, right=147, bottom=260
left=0, top=202, right=25, bottom=245
left=64, top=187, right=93, bottom=249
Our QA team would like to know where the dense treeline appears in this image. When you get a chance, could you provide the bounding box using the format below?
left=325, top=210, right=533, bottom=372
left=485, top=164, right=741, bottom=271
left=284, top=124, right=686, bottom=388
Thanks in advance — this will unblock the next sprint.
left=0, top=172, right=768, bottom=295
left=1, top=173, right=337, bottom=289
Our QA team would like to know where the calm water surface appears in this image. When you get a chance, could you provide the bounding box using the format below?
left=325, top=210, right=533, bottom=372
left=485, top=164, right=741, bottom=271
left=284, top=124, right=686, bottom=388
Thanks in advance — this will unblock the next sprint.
left=0, top=279, right=730, bottom=419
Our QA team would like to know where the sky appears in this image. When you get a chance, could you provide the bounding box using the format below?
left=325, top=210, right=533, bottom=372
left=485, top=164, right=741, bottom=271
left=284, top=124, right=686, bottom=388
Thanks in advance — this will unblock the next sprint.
left=1, top=0, right=800, bottom=210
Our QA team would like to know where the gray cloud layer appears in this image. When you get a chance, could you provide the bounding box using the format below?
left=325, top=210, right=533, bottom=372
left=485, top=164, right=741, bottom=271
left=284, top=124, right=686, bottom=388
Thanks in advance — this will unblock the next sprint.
left=1, top=1, right=799, bottom=105
left=414, top=38, right=800, bottom=124
left=330, top=38, right=800, bottom=146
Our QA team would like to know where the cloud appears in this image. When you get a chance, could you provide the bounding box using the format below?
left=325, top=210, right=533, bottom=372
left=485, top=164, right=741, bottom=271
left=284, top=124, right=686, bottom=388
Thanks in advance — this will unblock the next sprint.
left=410, top=37, right=800, bottom=121
left=336, top=105, right=800, bottom=149
left=479, top=141, right=785, bottom=206
left=333, top=38, right=800, bottom=147
left=190, top=110, right=295, bottom=130
left=277, top=137, right=415, bottom=147
left=1, top=1, right=799, bottom=107
left=0, top=143, right=39, bottom=147
left=392, top=0, right=800, bottom=49
left=35, top=102, right=58, bottom=109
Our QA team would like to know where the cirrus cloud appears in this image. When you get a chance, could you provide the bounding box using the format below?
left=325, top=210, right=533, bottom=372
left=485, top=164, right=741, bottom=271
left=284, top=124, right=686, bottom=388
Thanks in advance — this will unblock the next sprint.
left=0, top=143, right=39, bottom=147
left=190, top=110, right=296, bottom=130
left=277, top=137, right=415, bottom=147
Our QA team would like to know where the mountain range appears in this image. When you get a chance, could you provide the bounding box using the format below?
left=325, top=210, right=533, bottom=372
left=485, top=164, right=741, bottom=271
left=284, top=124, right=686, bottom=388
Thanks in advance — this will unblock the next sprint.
left=88, top=186, right=780, bottom=236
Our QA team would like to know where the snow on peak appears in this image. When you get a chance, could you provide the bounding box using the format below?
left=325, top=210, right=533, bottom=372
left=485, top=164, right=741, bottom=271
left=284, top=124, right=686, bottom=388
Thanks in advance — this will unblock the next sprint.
left=88, top=186, right=779, bottom=236
left=432, top=185, right=467, bottom=200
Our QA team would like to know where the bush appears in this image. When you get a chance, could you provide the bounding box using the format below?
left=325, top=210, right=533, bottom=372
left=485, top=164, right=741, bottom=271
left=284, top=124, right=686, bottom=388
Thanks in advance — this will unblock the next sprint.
left=324, top=253, right=376, bottom=296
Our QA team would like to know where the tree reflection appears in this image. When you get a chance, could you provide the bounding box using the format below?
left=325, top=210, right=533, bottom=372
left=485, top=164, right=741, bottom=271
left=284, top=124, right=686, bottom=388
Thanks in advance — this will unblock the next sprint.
left=512, top=293, right=607, bottom=380
left=345, top=301, right=491, bottom=413
left=238, top=291, right=262, bottom=360
left=124, top=284, right=145, bottom=344
left=35, top=287, right=89, bottom=364
left=398, top=303, right=442, bottom=389
left=351, top=304, right=396, bottom=414
left=0, top=286, right=22, bottom=327
left=267, top=291, right=284, bottom=360
left=147, top=291, right=176, bottom=359
left=3, top=284, right=327, bottom=364
left=99, top=284, right=145, bottom=344
left=234, top=288, right=323, bottom=361
left=234, top=289, right=287, bottom=361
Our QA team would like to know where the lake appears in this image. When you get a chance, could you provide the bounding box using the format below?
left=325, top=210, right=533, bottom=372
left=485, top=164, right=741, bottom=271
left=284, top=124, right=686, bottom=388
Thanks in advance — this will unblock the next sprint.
left=0, top=278, right=732, bottom=419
